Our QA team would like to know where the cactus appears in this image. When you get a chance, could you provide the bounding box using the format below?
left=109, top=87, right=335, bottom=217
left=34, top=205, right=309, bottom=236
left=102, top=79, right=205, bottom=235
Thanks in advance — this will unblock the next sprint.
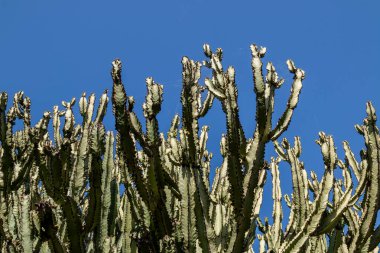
left=0, top=44, right=378, bottom=253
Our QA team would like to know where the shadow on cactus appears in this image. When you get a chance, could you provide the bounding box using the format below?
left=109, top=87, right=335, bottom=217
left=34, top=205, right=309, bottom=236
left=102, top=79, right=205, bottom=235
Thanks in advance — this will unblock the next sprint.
left=0, top=44, right=378, bottom=253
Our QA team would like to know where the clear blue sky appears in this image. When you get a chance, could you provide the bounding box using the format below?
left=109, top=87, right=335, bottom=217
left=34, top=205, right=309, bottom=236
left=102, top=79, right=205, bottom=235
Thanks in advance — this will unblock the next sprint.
left=1, top=0, right=379, bottom=249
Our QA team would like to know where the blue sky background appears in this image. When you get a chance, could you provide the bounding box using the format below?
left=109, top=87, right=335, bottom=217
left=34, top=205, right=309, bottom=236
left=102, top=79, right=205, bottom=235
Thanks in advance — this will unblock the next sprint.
left=1, top=0, right=379, bottom=250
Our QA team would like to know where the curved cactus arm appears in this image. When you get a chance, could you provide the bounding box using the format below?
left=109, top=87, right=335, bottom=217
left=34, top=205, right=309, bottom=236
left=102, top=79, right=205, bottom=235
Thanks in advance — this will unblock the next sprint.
left=128, top=111, right=151, bottom=155
left=343, top=141, right=361, bottom=181
left=350, top=102, right=380, bottom=252
left=309, top=171, right=321, bottom=199
left=280, top=133, right=336, bottom=253
left=347, top=161, right=368, bottom=207
left=204, top=78, right=225, bottom=100
left=312, top=160, right=354, bottom=235
left=273, top=140, right=287, bottom=161
left=268, top=61, right=305, bottom=141
left=94, top=90, right=108, bottom=125
left=198, top=89, right=214, bottom=118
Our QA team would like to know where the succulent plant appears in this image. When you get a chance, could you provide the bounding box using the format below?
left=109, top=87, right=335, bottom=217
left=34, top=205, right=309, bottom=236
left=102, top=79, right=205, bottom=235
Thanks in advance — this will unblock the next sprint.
left=0, top=44, right=378, bottom=253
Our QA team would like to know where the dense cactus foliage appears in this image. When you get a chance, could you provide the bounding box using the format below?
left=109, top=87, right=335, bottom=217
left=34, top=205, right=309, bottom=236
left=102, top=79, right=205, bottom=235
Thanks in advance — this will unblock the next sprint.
left=0, top=44, right=379, bottom=253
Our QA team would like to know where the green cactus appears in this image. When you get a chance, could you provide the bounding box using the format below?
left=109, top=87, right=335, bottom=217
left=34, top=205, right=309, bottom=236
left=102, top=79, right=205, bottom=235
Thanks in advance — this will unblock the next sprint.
left=0, top=44, right=379, bottom=253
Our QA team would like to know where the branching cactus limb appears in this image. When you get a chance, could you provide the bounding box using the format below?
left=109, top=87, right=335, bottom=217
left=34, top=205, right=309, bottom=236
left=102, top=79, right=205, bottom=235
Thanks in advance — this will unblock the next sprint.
left=1, top=44, right=379, bottom=253
left=231, top=44, right=305, bottom=253
left=111, top=59, right=150, bottom=205
left=349, top=102, right=380, bottom=252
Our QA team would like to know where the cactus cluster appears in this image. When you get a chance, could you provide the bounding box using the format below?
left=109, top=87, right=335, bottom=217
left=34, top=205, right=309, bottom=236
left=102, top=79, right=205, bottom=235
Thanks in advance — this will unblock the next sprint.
left=0, top=44, right=379, bottom=252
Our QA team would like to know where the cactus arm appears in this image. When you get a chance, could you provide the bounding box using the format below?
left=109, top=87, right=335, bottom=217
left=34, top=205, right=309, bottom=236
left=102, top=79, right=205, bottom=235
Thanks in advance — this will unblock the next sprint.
left=350, top=102, right=380, bottom=251
left=20, top=190, right=32, bottom=253
left=283, top=194, right=297, bottom=240
left=62, top=98, right=76, bottom=138
left=181, top=55, right=220, bottom=252
left=70, top=93, right=95, bottom=203
left=111, top=59, right=149, bottom=203
left=206, top=51, right=246, bottom=224
left=193, top=168, right=213, bottom=253
left=287, top=139, right=309, bottom=231
left=232, top=147, right=266, bottom=252
left=343, top=141, right=361, bottom=181
left=280, top=134, right=336, bottom=253
left=96, top=131, right=114, bottom=250
left=181, top=57, right=202, bottom=161
left=198, top=90, right=214, bottom=118
left=128, top=111, right=151, bottom=155
left=243, top=168, right=266, bottom=251
left=94, top=90, right=108, bottom=125
left=52, top=106, right=64, bottom=148
left=250, top=44, right=267, bottom=135
left=204, top=78, right=225, bottom=99
left=178, top=166, right=197, bottom=252
left=234, top=134, right=266, bottom=252
left=120, top=192, right=138, bottom=253
left=270, top=157, right=283, bottom=249
left=143, top=77, right=176, bottom=241
left=268, top=61, right=305, bottom=141
left=263, top=62, right=284, bottom=137
left=258, top=234, right=266, bottom=253
left=347, top=162, right=367, bottom=207
left=313, top=161, right=354, bottom=236
left=83, top=124, right=104, bottom=233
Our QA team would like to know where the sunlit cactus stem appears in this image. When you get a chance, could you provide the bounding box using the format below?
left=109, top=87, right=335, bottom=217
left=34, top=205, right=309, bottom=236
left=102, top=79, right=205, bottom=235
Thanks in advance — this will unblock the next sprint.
left=0, top=44, right=378, bottom=253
